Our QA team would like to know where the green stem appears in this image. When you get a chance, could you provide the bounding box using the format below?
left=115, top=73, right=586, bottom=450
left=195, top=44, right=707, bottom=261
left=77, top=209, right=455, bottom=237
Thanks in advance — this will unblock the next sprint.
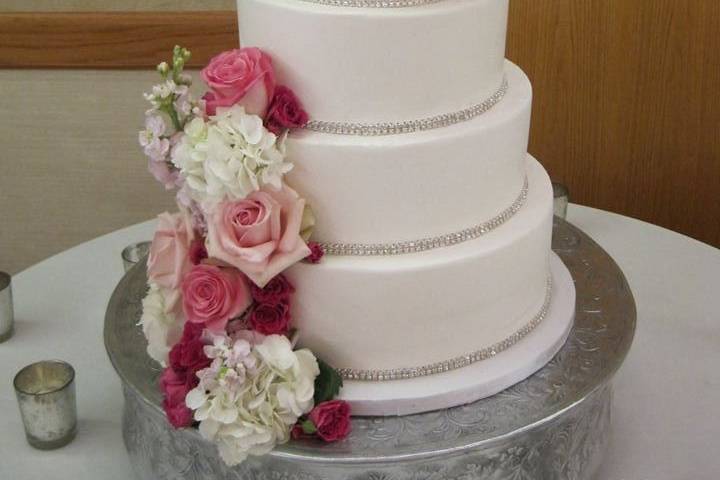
left=165, top=104, right=182, bottom=132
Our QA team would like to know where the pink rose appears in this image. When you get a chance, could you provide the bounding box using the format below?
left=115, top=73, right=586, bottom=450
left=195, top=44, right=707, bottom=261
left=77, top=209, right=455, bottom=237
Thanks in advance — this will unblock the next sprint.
left=147, top=212, right=194, bottom=311
left=160, top=322, right=212, bottom=428
left=179, top=320, right=205, bottom=344
left=248, top=302, right=291, bottom=335
left=189, top=238, right=208, bottom=265
left=306, top=242, right=325, bottom=264
left=181, top=341, right=207, bottom=375
left=291, top=423, right=307, bottom=440
left=181, top=264, right=252, bottom=332
left=160, top=367, right=194, bottom=428
left=265, top=86, right=309, bottom=135
left=201, top=48, right=275, bottom=117
left=160, top=368, right=189, bottom=406
left=206, top=184, right=311, bottom=288
left=250, top=274, right=295, bottom=304
left=163, top=400, right=194, bottom=429
left=308, top=400, right=352, bottom=442
left=168, top=322, right=211, bottom=387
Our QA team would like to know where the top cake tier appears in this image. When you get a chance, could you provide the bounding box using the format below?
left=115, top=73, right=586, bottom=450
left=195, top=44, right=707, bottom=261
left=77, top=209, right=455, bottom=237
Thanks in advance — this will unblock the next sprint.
left=237, top=0, right=509, bottom=124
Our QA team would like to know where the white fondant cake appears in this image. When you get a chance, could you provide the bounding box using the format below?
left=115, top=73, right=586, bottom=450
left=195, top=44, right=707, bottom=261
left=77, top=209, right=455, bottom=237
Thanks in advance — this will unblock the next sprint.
left=234, top=0, right=575, bottom=414
left=238, top=0, right=509, bottom=124
left=287, top=156, right=552, bottom=374
left=285, top=61, right=531, bottom=244
left=338, top=252, right=575, bottom=416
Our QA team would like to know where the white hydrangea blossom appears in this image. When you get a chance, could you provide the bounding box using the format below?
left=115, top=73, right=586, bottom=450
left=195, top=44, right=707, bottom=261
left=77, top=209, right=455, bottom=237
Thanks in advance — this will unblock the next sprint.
left=170, top=105, right=293, bottom=205
left=186, top=333, right=319, bottom=466
left=139, top=283, right=184, bottom=366
left=169, top=116, right=209, bottom=195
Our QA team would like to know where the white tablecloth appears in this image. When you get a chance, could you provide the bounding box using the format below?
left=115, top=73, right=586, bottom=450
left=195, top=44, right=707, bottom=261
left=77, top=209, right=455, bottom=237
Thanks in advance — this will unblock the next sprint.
left=1, top=205, right=718, bottom=479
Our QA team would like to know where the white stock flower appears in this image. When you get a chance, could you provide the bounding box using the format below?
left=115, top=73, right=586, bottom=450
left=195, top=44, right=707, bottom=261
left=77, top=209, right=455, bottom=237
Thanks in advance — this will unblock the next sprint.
left=186, top=332, right=319, bottom=466
left=173, top=85, right=193, bottom=116
left=143, top=80, right=197, bottom=121
left=143, top=79, right=178, bottom=109
left=139, top=282, right=184, bottom=366
left=139, top=115, right=170, bottom=161
left=170, top=105, right=292, bottom=205
left=155, top=80, right=177, bottom=98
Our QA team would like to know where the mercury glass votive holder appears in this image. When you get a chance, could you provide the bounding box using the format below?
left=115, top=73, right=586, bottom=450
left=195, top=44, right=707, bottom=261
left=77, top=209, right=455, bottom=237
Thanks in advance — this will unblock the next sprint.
left=0, top=271, right=13, bottom=343
left=121, top=241, right=151, bottom=272
left=552, top=182, right=570, bottom=219
left=13, top=360, right=77, bottom=450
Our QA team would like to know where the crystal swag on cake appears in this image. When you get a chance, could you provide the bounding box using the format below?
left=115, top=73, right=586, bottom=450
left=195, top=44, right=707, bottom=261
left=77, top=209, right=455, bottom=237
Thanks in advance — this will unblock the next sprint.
left=138, top=46, right=347, bottom=467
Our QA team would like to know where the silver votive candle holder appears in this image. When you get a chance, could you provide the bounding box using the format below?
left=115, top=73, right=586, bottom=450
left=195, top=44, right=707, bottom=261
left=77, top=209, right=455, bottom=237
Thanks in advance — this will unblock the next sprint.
left=121, top=241, right=151, bottom=272
left=0, top=271, right=13, bottom=343
left=14, top=360, right=77, bottom=450
left=552, top=182, right=570, bottom=219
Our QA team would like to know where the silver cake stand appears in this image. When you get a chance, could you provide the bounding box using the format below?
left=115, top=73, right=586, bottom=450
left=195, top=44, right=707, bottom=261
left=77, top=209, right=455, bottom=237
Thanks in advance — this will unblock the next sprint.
left=105, top=218, right=636, bottom=480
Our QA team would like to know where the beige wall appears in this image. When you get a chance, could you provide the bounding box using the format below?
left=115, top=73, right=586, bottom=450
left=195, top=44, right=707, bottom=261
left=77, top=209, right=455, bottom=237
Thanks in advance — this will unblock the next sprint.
left=0, top=70, right=200, bottom=273
left=0, top=1, right=235, bottom=274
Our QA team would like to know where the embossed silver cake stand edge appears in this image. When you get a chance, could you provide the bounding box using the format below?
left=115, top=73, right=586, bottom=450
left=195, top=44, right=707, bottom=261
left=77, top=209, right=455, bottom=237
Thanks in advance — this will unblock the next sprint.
left=105, top=218, right=635, bottom=480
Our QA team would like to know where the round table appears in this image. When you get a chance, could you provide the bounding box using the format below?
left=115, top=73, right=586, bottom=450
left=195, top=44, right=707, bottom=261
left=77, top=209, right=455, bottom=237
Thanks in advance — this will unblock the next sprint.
left=1, top=205, right=718, bottom=479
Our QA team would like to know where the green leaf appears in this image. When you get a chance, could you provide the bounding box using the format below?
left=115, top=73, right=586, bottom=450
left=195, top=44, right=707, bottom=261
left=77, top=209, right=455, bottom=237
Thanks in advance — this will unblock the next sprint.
left=301, top=419, right=317, bottom=435
left=314, top=358, right=343, bottom=404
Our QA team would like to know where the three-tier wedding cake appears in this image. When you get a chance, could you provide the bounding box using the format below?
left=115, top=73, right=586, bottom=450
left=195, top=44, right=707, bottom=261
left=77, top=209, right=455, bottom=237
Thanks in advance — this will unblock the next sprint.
left=238, top=0, right=576, bottom=414
left=135, top=0, right=575, bottom=466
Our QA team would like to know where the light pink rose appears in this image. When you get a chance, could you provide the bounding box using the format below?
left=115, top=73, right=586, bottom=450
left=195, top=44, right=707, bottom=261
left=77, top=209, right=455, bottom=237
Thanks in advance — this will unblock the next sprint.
left=201, top=48, right=276, bottom=117
left=147, top=212, right=194, bottom=311
left=206, top=184, right=311, bottom=288
left=181, top=264, right=252, bottom=332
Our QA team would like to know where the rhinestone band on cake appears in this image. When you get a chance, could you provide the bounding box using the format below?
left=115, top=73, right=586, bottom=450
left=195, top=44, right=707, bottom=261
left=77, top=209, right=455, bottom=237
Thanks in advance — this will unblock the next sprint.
left=319, top=175, right=528, bottom=256
left=299, top=0, right=446, bottom=6
left=337, top=277, right=553, bottom=382
left=305, top=77, right=508, bottom=136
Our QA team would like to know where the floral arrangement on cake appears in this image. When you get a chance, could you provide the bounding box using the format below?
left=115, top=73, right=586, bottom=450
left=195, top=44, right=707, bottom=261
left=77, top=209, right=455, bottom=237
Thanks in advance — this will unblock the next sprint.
left=137, top=46, right=347, bottom=466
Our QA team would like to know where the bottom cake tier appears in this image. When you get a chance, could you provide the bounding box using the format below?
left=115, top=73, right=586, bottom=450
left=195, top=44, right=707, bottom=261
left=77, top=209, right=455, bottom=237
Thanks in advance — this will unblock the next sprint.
left=336, top=252, right=574, bottom=416
left=286, top=156, right=561, bottom=414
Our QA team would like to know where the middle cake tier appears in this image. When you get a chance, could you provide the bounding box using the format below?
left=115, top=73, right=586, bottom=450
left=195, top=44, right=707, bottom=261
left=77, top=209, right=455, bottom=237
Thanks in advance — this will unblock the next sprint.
left=287, top=155, right=553, bottom=376
left=287, top=60, right=532, bottom=245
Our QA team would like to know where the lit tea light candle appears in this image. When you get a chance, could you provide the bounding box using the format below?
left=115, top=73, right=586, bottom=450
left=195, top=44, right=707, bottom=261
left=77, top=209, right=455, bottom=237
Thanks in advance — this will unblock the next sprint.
left=13, top=360, right=77, bottom=450
left=552, top=182, right=570, bottom=220
left=0, top=271, right=12, bottom=343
